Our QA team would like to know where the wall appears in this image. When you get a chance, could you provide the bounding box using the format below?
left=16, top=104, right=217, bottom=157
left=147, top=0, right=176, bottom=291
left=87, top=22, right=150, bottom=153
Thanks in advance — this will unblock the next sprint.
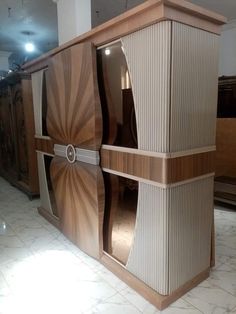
left=56, top=0, right=91, bottom=45
left=219, top=21, right=236, bottom=76
left=0, top=51, right=11, bottom=72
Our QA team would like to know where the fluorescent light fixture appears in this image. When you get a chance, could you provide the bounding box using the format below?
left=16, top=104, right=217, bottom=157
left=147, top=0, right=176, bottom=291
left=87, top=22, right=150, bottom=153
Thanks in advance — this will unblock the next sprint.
left=105, top=48, right=111, bottom=56
left=25, top=42, right=35, bottom=52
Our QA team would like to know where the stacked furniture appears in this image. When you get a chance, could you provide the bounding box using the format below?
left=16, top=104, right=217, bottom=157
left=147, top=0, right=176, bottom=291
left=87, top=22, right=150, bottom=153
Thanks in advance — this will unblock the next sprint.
left=23, top=0, right=225, bottom=310
left=215, top=76, right=236, bottom=205
left=0, top=72, right=39, bottom=198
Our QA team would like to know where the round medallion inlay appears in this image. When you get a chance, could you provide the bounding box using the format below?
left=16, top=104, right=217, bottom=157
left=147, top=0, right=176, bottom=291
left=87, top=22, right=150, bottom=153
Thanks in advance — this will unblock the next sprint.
left=66, top=144, right=76, bottom=163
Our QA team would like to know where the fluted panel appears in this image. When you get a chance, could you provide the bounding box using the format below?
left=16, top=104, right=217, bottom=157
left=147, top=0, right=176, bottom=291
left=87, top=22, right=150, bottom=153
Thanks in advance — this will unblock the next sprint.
left=168, top=176, right=213, bottom=292
left=121, top=21, right=171, bottom=153
left=127, top=183, right=169, bottom=295
left=170, top=22, right=219, bottom=152
left=31, top=70, right=45, bottom=135
left=37, top=152, right=53, bottom=215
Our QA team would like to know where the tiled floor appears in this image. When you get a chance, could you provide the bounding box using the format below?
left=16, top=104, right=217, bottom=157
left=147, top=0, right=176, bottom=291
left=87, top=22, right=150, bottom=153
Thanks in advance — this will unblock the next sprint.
left=0, top=177, right=236, bottom=314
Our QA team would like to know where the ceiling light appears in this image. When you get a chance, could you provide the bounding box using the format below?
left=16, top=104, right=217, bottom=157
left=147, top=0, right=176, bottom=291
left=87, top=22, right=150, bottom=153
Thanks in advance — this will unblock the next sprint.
left=25, top=42, right=35, bottom=53
left=105, top=48, right=111, bottom=56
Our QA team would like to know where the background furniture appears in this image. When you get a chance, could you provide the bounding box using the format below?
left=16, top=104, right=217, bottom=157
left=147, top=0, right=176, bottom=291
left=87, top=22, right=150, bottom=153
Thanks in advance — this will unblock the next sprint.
left=0, top=72, right=39, bottom=198
left=215, top=76, right=236, bottom=205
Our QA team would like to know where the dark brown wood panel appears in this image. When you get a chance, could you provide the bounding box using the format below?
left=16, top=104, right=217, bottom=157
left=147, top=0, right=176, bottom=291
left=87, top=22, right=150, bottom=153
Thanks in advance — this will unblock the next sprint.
left=0, top=73, right=39, bottom=197
left=46, top=42, right=102, bottom=150
left=101, top=148, right=215, bottom=185
left=35, top=137, right=54, bottom=156
left=50, top=157, right=105, bottom=259
left=168, top=151, right=215, bottom=183
left=101, top=148, right=167, bottom=183
left=215, top=118, right=236, bottom=177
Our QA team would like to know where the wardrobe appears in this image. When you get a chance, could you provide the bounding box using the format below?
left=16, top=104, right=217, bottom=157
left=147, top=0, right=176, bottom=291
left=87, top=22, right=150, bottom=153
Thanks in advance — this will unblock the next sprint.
left=23, top=0, right=225, bottom=309
left=0, top=72, right=39, bottom=198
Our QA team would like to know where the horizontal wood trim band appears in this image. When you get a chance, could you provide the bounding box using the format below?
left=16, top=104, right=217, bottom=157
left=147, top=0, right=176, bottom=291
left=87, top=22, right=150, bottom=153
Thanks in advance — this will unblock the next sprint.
left=35, top=137, right=54, bottom=156
left=23, top=0, right=225, bottom=73
left=100, top=148, right=215, bottom=185
left=101, top=148, right=167, bottom=183
left=168, top=151, right=215, bottom=183
left=101, top=253, right=210, bottom=311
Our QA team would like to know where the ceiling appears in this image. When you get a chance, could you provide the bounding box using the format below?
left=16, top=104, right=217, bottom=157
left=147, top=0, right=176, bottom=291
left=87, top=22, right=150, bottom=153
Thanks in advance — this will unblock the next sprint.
left=0, top=0, right=58, bottom=53
left=0, top=0, right=236, bottom=56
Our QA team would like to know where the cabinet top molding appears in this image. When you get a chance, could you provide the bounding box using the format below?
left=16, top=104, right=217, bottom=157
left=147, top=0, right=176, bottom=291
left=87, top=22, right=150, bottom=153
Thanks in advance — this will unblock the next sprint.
left=23, top=0, right=226, bottom=73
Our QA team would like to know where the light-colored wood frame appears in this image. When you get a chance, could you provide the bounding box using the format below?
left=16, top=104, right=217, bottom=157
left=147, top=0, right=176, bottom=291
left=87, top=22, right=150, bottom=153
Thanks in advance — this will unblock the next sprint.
left=22, top=0, right=226, bottom=74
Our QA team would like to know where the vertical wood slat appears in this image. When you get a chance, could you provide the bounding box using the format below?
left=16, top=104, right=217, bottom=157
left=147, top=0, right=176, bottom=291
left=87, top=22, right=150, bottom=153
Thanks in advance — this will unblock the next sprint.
left=170, top=22, right=219, bottom=152
left=121, top=21, right=171, bottom=153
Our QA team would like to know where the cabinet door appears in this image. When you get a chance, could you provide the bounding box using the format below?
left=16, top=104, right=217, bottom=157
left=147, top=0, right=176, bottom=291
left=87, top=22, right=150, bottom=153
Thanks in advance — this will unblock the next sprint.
left=45, top=42, right=104, bottom=258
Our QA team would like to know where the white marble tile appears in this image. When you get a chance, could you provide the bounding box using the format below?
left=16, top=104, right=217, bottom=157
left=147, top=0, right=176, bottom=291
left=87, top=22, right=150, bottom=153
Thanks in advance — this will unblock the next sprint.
left=0, top=272, right=10, bottom=297
left=86, top=293, right=142, bottom=314
left=0, top=235, right=25, bottom=248
left=0, top=247, right=33, bottom=266
left=161, top=299, right=202, bottom=314
left=208, top=262, right=236, bottom=296
left=96, top=267, right=128, bottom=292
left=120, top=286, right=159, bottom=313
left=183, top=280, right=236, bottom=314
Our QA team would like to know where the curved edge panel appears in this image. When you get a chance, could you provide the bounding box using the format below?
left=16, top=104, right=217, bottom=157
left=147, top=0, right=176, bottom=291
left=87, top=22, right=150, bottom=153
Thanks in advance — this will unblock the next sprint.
left=121, top=21, right=171, bottom=153
left=51, top=157, right=105, bottom=259
left=126, top=183, right=169, bottom=295
left=168, top=176, right=214, bottom=293
left=37, top=152, right=53, bottom=214
left=170, top=22, right=219, bottom=152
left=31, top=70, right=45, bottom=136
left=46, top=42, right=103, bottom=150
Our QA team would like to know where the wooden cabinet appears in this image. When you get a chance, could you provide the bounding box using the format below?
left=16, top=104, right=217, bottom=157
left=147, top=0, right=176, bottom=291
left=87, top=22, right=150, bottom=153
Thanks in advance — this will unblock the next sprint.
left=23, top=0, right=225, bottom=310
left=0, top=72, right=39, bottom=198
left=215, top=77, right=236, bottom=205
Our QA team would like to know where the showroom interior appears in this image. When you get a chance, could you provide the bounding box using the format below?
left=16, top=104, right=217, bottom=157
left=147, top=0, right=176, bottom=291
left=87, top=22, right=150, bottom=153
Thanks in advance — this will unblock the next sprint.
left=0, top=0, right=236, bottom=313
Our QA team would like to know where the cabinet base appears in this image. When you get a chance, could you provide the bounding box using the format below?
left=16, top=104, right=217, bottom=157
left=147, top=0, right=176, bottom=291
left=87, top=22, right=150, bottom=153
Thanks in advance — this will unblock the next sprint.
left=101, top=253, right=210, bottom=311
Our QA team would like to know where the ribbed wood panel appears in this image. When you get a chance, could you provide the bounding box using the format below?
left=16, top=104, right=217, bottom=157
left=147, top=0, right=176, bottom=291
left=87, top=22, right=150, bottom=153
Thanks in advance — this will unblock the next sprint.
left=31, top=70, right=44, bottom=135
left=121, top=21, right=171, bottom=152
left=46, top=42, right=102, bottom=150
left=37, top=152, right=53, bottom=215
left=170, top=22, right=219, bottom=152
left=50, top=157, right=105, bottom=258
left=168, top=176, right=213, bottom=292
left=127, top=183, right=169, bottom=295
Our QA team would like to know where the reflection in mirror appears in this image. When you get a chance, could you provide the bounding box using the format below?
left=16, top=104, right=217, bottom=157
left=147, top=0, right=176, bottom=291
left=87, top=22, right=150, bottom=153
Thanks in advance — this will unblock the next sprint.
left=103, top=172, right=138, bottom=265
left=44, top=155, right=58, bottom=217
left=97, top=41, right=137, bottom=148
left=42, top=70, right=49, bottom=136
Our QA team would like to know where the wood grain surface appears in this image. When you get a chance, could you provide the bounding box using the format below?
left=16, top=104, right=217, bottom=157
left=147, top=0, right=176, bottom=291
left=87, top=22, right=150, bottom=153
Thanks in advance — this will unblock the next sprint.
left=101, top=148, right=215, bottom=185
left=46, top=42, right=102, bottom=150
left=50, top=157, right=105, bottom=259
left=35, top=137, right=54, bottom=156
left=215, top=118, right=236, bottom=177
